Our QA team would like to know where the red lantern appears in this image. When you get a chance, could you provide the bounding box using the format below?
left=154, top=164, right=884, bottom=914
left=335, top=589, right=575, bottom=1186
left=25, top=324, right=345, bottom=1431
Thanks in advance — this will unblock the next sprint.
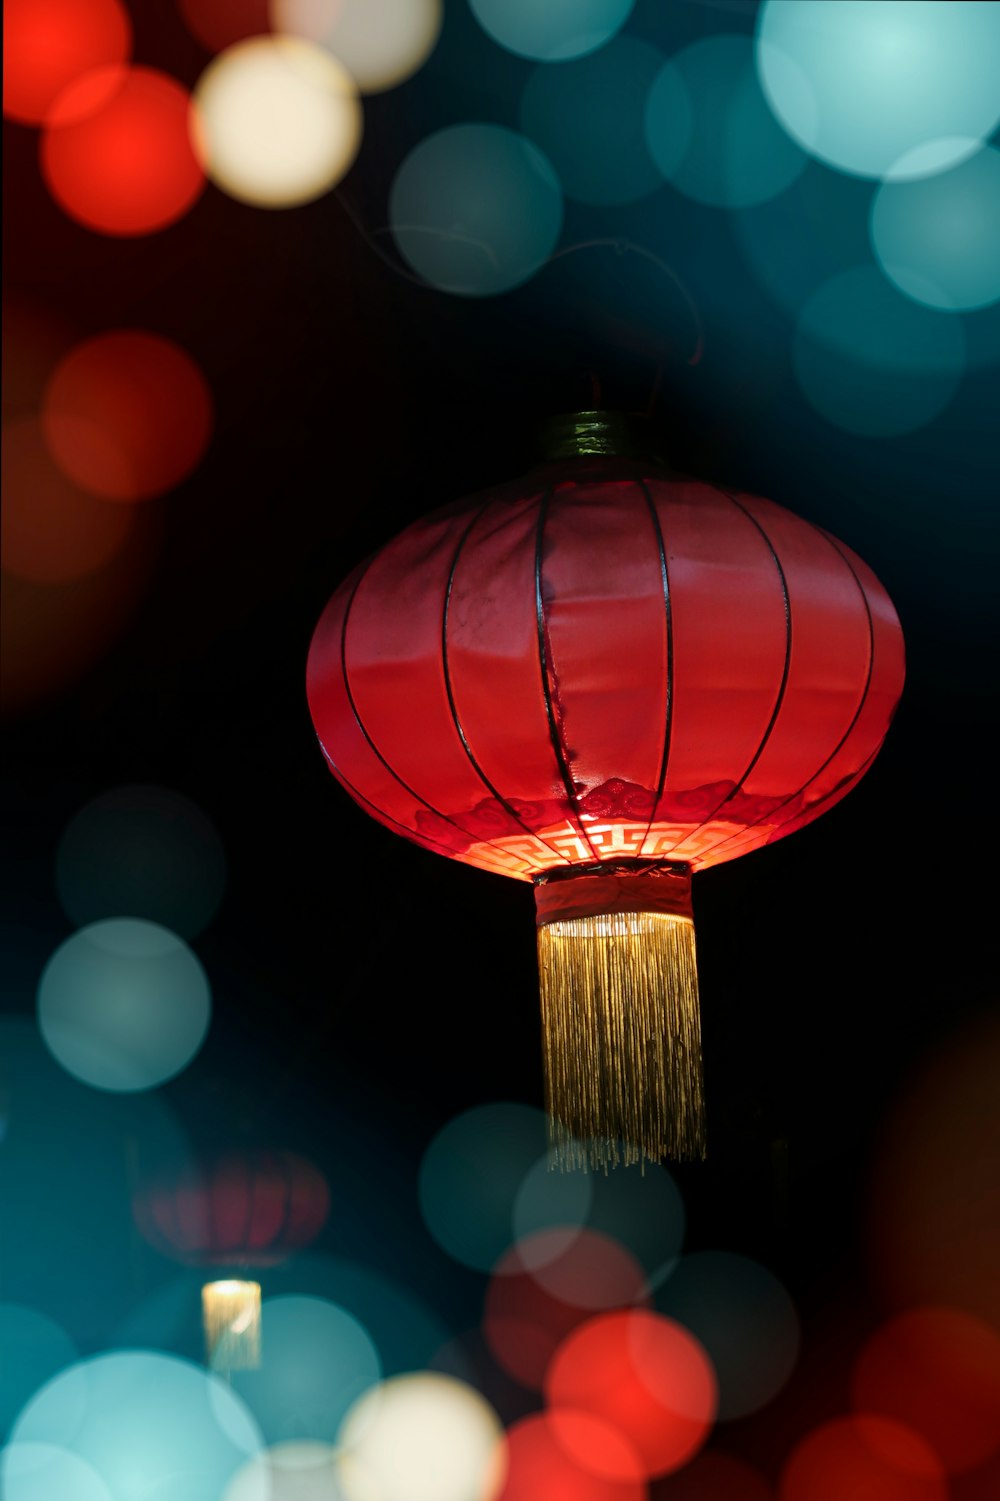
left=306, top=412, right=905, bottom=1167
left=133, top=1150, right=329, bottom=1367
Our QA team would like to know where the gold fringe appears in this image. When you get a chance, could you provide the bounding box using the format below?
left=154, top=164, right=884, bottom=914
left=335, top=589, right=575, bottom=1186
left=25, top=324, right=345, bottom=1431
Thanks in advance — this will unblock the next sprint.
left=537, top=911, right=706, bottom=1171
left=202, top=1280, right=262, bottom=1371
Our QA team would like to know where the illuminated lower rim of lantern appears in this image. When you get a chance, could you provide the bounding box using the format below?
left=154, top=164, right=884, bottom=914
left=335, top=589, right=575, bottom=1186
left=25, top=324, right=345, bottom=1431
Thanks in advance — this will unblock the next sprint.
left=201, top=1278, right=262, bottom=1371
left=534, top=862, right=705, bottom=1171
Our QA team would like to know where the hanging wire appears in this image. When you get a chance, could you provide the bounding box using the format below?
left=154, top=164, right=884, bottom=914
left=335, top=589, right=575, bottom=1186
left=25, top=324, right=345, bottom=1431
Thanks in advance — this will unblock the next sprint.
left=333, top=193, right=705, bottom=372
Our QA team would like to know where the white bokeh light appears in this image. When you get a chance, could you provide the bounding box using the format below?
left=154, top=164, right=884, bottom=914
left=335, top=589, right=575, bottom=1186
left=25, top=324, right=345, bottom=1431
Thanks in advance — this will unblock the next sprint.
left=193, top=36, right=362, bottom=207
left=272, top=0, right=442, bottom=93
left=337, top=1373, right=507, bottom=1501
left=756, top=1, right=1000, bottom=180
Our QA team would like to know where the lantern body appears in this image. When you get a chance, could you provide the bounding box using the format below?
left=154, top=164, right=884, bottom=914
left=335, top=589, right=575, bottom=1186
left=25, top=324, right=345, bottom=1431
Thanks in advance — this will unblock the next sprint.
left=134, top=1150, right=329, bottom=1369
left=306, top=457, right=904, bottom=880
left=133, top=1150, right=330, bottom=1268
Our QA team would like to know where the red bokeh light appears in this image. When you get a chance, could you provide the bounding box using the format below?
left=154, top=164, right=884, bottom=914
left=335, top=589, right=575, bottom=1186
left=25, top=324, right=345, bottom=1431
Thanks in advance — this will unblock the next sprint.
left=2, top=0, right=131, bottom=126
left=780, top=1416, right=948, bottom=1501
left=484, top=1229, right=650, bottom=1391
left=178, top=0, right=272, bottom=55
left=2, top=417, right=133, bottom=581
left=43, top=331, right=213, bottom=501
left=852, top=1307, right=1000, bottom=1474
left=41, top=66, right=205, bottom=236
left=498, top=1412, right=648, bottom=1501
left=545, top=1309, right=716, bottom=1479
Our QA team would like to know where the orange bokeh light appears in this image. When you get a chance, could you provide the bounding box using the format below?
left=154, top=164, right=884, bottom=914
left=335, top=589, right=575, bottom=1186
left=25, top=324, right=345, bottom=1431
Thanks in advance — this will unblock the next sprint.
left=545, top=1309, right=716, bottom=1479
left=497, top=1411, right=647, bottom=1501
left=780, top=1416, right=948, bottom=1501
left=484, top=1229, right=650, bottom=1391
left=41, top=66, right=205, bottom=235
left=178, top=0, right=272, bottom=54
left=43, top=330, right=213, bottom=501
left=2, top=0, right=131, bottom=125
left=2, top=417, right=133, bottom=581
left=852, top=1307, right=1000, bottom=1474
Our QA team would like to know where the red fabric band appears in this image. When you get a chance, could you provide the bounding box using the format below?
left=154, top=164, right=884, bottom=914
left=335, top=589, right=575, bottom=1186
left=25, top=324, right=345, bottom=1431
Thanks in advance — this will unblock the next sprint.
left=533, top=866, right=693, bottom=925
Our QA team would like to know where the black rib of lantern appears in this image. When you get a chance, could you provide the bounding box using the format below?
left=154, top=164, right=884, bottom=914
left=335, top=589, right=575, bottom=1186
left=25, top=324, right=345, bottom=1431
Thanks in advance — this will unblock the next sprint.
left=693, top=518, right=877, bottom=867
left=534, top=483, right=603, bottom=864
left=663, top=486, right=794, bottom=862
left=637, top=477, right=675, bottom=860
left=318, top=743, right=470, bottom=866
left=441, top=498, right=573, bottom=867
left=338, top=548, right=542, bottom=868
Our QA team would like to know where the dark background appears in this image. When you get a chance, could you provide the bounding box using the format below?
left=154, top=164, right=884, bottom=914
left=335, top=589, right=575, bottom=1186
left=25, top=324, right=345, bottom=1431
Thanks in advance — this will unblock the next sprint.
left=3, top=0, right=999, bottom=1483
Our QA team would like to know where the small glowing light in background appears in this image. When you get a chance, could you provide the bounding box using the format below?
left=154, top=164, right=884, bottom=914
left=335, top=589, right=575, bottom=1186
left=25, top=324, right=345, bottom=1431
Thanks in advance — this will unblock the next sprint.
left=779, top=1415, right=948, bottom=1501
left=418, top=1102, right=556, bottom=1274
left=224, top=1440, right=346, bottom=1501
left=337, top=1373, right=507, bottom=1501
left=203, top=1281, right=263, bottom=1372
left=755, top=1, right=1000, bottom=181
left=496, top=1412, right=646, bottom=1501
left=0, top=1443, right=113, bottom=1501
left=793, top=264, right=966, bottom=436
left=10, top=1350, right=263, bottom=1501
left=389, top=125, right=563, bottom=296
left=272, top=0, right=443, bottom=94
left=42, top=330, right=214, bottom=503
left=41, top=66, right=206, bottom=235
left=645, top=35, right=808, bottom=209
left=868, top=1014, right=1000, bottom=1332
left=1, top=0, right=131, bottom=126
left=192, top=38, right=362, bottom=209
left=654, top=1251, right=800, bottom=1420
left=657, top=1451, right=775, bottom=1501
left=179, top=0, right=273, bottom=55
left=222, top=1296, right=381, bottom=1446
left=468, top=0, right=635, bottom=63
left=0, top=1305, right=77, bottom=1437
left=484, top=1228, right=650, bottom=1390
left=56, top=784, right=227, bottom=937
left=37, top=918, right=211, bottom=1092
left=851, top=1307, right=1000, bottom=1475
left=1, top=418, right=133, bottom=583
left=518, top=37, right=665, bottom=207
left=545, top=1310, right=717, bottom=1479
left=872, top=143, right=1000, bottom=312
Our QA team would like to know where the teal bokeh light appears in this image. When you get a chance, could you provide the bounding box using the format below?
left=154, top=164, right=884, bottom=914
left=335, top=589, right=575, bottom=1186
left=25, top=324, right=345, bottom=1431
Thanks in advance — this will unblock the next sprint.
left=655, top=1251, right=800, bottom=1419
left=56, top=785, right=226, bottom=939
left=0, top=1304, right=77, bottom=1438
left=390, top=125, right=563, bottom=296
left=221, top=1295, right=380, bottom=1447
left=419, top=1102, right=554, bottom=1273
left=10, top=1351, right=261, bottom=1501
left=756, top=1, right=1000, bottom=180
left=468, top=0, right=634, bottom=63
left=518, top=36, right=665, bottom=206
left=872, top=143, right=1000, bottom=312
left=647, top=35, right=808, bottom=208
left=793, top=265, right=966, bottom=436
left=37, top=918, right=211, bottom=1092
left=1, top=1444, right=112, bottom=1501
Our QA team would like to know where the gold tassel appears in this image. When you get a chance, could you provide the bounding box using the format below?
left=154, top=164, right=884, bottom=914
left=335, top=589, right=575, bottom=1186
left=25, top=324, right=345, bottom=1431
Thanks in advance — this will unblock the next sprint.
left=202, top=1279, right=262, bottom=1372
left=537, top=909, right=706, bottom=1171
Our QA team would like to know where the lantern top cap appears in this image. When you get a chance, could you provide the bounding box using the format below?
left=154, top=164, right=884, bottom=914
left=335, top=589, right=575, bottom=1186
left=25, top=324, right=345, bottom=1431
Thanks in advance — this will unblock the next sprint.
left=536, top=410, right=667, bottom=467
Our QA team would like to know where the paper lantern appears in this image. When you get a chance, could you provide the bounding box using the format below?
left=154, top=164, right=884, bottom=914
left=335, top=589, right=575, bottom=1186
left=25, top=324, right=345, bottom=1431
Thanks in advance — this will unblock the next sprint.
left=306, top=412, right=905, bottom=1167
left=133, top=1150, right=329, bottom=1367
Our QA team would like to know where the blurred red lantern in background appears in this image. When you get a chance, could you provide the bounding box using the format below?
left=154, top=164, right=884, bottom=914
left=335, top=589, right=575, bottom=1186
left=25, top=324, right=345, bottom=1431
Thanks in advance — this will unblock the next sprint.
left=306, top=412, right=905, bottom=1168
left=134, top=1149, right=330, bottom=1368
